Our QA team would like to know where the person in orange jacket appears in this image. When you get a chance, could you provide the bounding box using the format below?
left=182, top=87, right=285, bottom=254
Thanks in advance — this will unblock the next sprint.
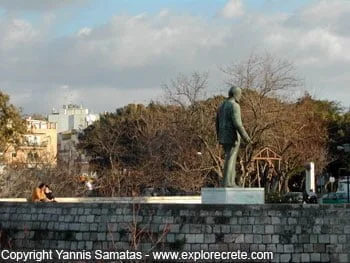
left=31, top=183, right=49, bottom=202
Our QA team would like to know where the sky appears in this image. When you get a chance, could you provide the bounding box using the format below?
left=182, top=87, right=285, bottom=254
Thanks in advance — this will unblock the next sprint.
left=1, top=0, right=350, bottom=115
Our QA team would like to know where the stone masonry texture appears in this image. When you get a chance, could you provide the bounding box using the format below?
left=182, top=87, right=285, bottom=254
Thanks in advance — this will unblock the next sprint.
left=0, top=203, right=349, bottom=262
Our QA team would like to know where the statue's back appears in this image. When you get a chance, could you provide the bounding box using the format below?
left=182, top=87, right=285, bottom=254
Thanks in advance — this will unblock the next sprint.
left=217, top=99, right=237, bottom=145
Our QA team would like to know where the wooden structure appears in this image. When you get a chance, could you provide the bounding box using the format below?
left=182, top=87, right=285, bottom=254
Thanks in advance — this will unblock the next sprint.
left=253, top=147, right=282, bottom=188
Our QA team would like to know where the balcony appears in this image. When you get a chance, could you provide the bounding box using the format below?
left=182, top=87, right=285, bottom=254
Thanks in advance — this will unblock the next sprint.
left=19, top=141, right=49, bottom=148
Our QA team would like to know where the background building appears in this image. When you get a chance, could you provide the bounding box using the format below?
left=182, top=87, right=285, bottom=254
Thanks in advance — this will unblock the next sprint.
left=48, top=104, right=99, bottom=133
left=5, top=118, right=57, bottom=168
left=48, top=104, right=99, bottom=168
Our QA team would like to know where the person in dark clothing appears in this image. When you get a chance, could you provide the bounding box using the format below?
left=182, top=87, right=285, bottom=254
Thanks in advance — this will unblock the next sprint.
left=44, top=184, right=57, bottom=202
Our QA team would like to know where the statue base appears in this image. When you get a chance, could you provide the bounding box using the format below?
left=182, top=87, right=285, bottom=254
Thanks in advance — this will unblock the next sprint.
left=201, top=187, right=265, bottom=204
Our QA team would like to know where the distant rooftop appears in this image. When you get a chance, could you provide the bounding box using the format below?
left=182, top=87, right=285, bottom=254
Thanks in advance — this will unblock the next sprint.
left=51, top=104, right=89, bottom=114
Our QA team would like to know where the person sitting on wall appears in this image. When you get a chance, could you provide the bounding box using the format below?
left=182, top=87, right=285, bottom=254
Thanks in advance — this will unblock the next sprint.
left=307, top=189, right=318, bottom=203
left=31, top=183, right=49, bottom=202
left=303, top=189, right=318, bottom=204
left=44, top=184, right=57, bottom=202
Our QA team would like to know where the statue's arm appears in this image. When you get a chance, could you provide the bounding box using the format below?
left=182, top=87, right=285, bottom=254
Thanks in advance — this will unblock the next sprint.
left=232, top=103, right=251, bottom=143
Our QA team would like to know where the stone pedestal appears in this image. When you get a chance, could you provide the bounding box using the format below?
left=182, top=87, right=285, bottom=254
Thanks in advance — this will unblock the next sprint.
left=201, top=187, right=265, bottom=204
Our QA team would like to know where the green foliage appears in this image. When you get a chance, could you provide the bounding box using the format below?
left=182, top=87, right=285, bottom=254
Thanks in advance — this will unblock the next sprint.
left=0, top=91, right=26, bottom=156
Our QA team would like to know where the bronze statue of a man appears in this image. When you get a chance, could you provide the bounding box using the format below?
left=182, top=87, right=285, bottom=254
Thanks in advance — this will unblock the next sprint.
left=216, top=86, right=251, bottom=187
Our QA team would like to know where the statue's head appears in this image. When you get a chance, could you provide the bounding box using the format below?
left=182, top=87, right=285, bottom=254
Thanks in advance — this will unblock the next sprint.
left=228, top=86, right=242, bottom=102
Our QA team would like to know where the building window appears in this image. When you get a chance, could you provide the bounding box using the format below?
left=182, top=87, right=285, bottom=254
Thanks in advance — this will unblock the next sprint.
left=28, top=152, right=39, bottom=161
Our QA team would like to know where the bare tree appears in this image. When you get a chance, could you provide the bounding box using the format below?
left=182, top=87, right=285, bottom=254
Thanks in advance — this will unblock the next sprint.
left=162, top=72, right=209, bottom=107
left=223, top=53, right=301, bottom=97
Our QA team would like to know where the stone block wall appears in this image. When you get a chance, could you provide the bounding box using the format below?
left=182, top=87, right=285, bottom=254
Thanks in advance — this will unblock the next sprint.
left=0, top=203, right=349, bottom=262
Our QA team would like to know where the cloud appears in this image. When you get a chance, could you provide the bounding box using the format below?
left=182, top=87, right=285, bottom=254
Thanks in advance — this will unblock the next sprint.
left=76, top=27, right=92, bottom=37
left=158, top=9, right=170, bottom=18
left=2, top=0, right=350, bottom=114
left=219, top=0, right=244, bottom=18
left=2, top=13, right=230, bottom=84
left=298, top=0, right=350, bottom=24
left=0, top=0, right=89, bottom=11
left=285, top=0, right=350, bottom=36
left=0, top=13, right=231, bottom=113
left=0, top=18, right=40, bottom=50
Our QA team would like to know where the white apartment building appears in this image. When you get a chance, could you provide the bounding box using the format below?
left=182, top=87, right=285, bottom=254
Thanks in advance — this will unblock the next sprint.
left=48, top=104, right=99, bottom=133
left=48, top=104, right=99, bottom=164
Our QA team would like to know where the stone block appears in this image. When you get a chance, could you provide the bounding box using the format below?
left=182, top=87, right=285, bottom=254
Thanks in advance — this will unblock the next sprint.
left=265, top=225, right=274, bottom=234
left=79, top=224, right=89, bottom=232
left=344, top=225, right=350, bottom=234
left=97, top=233, right=106, bottom=241
left=213, top=225, right=221, bottom=233
left=170, top=224, right=180, bottom=233
left=58, top=223, right=67, bottom=231
left=310, top=253, right=321, bottom=262
left=272, top=235, right=279, bottom=244
left=291, top=253, right=301, bottom=262
left=295, top=225, right=302, bottom=234
left=233, top=210, right=242, bottom=216
left=338, top=235, right=346, bottom=243
left=320, top=253, right=331, bottom=262
left=339, top=253, right=349, bottom=263
left=310, top=234, right=317, bottom=244
left=86, top=215, right=95, bottom=223
left=75, top=233, right=83, bottom=241
left=258, top=244, right=266, bottom=251
left=301, top=253, right=310, bottom=262
left=299, top=234, right=310, bottom=243
left=166, top=233, right=176, bottom=243
left=205, top=216, right=214, bottom=224
left=200, top=244, right=208, bottom=251
left=221, top=225, right=230, bottom=233
left=280, top=254, right=291, bottom=262
left=85, top=241, right=93, bottom=250
left=189, top=224, right=202, bottom=234
left=288, top=218, right=297, bottom=224
left=204, top=234, right=215, bottom=243
left=185, top=234, right=196, bottom=243
left=319, top=234, right=330, bottom=243
left=253, top=225, right=264, bottom=234
left=241, top=225, right=252, bottom=233
left=313, top=225, right=321, bottom=234
left=223, top=209, right=232, bottom=217
left=253, top=235, right=263, bottom=244
left=231, top=225, right=241, bottom=233
left=195, top=234, right=204, bottom=243
left=284, top=244, right=294, bottom=253
left=83, top=208, right=92, bottom=215
left=330, top=234, right=338, bottom=244
left=303, top=244, right=313, bottom=253
left=262, top=235, right=271, bottom=244
left=271, top=217, right=281, bottom=224
left=314, top=244, right=326, bottom=253
left=199, top=210, right=209, bottom=217
left=244, top=234, right=253, bottom=243
left=335, top=244, right=344, bottom=253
